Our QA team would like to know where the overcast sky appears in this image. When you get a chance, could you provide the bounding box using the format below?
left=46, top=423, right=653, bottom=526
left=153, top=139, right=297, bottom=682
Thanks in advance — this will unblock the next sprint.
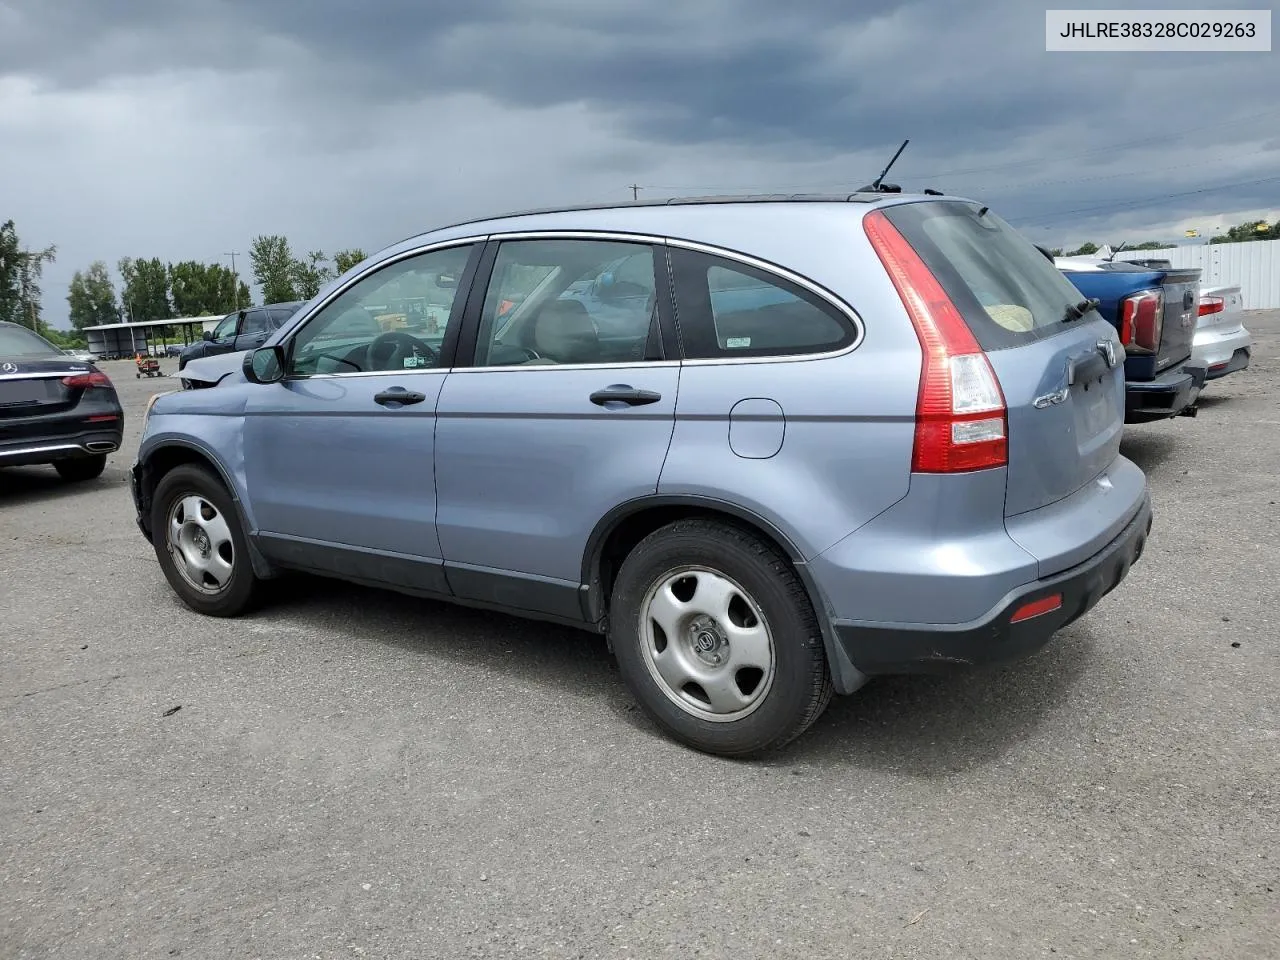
left=2, top=0, right=1277, bottom=327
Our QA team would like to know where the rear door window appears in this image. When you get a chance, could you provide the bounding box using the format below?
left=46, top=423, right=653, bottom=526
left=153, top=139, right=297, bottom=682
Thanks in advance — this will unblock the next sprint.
left=881, top=200, right=1089, bottom=350
left=669, top=248, right=855, bottom=359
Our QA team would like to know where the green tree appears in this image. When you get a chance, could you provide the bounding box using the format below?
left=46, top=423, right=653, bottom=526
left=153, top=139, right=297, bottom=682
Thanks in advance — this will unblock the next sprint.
left=1066, top=242, right=1099, bottom=256
left=1131, top=240, right=1167, bottom=250
left=250, top=235, right=299, bottom=303
left=66, top=261, right=118, bottom=330
left=291, top=249, right=334, bottom=300
left=0, top=220, right=57, bottom=329
left=118, top=256, right=171, bottom=322
left=169, top=261, right=253, bottom=314
left=1209, top=219, right=1279, bottom=243
left=333, top=248, right=368, bottom=275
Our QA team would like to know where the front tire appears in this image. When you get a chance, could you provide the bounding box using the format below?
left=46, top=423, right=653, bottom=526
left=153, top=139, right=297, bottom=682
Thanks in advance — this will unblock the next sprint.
left=610, top=519, right=833, bottom=757
left=54, top=455, right=107, bottom=482
left=151, top=464, right=260, bottom=617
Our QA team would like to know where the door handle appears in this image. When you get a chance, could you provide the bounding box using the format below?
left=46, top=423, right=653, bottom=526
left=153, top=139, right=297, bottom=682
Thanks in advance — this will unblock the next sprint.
left=374, top=387, right=427, bottom=407
left=1067, top=349, right=1108, bottom=386
left=589, top=385, right=663, bottom=407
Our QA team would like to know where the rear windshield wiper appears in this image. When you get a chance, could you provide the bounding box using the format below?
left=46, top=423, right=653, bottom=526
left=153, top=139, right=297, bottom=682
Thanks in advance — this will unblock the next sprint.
left=1063, top=298, right=1100, bottom=322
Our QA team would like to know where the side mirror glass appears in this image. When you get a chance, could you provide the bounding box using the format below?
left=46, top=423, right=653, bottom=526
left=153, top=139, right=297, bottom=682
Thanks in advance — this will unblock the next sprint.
left=244, top=345, right=285, bottom=384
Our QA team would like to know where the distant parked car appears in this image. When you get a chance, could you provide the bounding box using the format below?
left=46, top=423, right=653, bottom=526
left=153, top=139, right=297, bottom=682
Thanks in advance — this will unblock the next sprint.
left=165, top=344, right=185, bottom=358
left=1193, top=284, right=1252, bottom=382
left=1, top=321, right=123, bottom=480
left=62, top=347, right=97, bottom=363
left=177, top=302, right=304, bottom=371
left=132, top=193, right=1151, bottom=757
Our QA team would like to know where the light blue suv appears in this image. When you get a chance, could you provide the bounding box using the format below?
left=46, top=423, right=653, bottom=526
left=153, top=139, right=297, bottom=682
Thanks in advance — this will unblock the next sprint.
left=132, top=194, right=1152, bottom=757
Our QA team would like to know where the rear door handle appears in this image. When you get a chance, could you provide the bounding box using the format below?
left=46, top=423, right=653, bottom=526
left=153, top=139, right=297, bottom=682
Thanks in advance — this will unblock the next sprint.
left=374, top=387, right=427, bottom=407
left=589, top=385, right=663, bottom=407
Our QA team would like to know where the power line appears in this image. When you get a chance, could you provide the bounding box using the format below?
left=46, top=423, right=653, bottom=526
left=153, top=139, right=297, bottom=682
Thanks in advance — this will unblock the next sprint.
left=638, top=106, right=1280, bottom=197
left=1009, top=173, right=1280, bottom=226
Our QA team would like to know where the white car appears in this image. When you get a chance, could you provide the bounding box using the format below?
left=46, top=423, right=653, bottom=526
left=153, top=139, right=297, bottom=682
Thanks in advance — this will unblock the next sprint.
left=1193, top=284, right=1251, bottom=382
left=62, top=348, right=97, bottom=363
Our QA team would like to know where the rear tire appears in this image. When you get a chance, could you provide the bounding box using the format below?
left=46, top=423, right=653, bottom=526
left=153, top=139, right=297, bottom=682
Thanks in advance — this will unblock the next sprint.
left=54, top=455, right=107, bottom=482
left=151, top=464, right=260, bottom=617
left=609, top=519, right=833, bottom=757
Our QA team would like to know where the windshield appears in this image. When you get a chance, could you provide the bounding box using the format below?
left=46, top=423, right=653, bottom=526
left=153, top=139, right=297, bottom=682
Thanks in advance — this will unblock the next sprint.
left=0, top=324, right=61, bottom=358
left=882, top=200, right=1089, bottom=349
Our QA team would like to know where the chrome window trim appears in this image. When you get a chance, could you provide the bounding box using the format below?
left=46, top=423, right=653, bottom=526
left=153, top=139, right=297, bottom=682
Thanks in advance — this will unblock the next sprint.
left=276, top=228, right=866, bottom=378
left=276, top=235, right=488, bottom=381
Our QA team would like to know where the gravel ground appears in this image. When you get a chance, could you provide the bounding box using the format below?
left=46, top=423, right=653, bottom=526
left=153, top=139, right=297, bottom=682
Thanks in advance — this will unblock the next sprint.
left=2, top=316, right=1277, bottom=960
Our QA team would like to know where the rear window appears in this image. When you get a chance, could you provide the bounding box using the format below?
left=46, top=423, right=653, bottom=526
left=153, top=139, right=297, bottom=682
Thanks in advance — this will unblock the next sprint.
left=0, top=324, right=60, bottom=358
left=882, top=201, right=1089, bottom=350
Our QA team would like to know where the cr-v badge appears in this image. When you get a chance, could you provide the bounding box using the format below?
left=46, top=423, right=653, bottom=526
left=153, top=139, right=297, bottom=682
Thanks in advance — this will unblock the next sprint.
left=1033, top=385, right=1069, bottom=408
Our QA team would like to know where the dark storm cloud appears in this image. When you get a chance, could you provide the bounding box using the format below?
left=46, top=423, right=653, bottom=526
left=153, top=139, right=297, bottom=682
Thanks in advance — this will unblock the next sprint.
left=5, top=0, right=1273, bottom=171
left=2, top=0, right=1276, bottom=326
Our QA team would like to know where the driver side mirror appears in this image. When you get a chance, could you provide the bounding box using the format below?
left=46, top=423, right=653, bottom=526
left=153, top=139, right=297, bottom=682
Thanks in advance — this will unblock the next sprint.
left=202, top=331, right=214, bottom=342
left=243, top=345, right=285, bottom=384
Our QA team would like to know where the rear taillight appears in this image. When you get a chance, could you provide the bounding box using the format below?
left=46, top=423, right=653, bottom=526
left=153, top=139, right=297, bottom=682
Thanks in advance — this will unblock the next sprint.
left=1119, top=290, right=1162, bottom=354
left=1198, top=296, right=1224, bottom=317
left=864, top=210, right=1008, bottom=473
left=61, top=371, right=113, bottom=390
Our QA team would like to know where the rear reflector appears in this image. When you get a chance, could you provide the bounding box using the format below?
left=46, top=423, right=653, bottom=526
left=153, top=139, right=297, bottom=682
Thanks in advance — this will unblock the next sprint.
left=863, top=210, right=1008, bottom=473
left=86, top=415, right=119, bottom=422
left=1010, top=594, right=1063, bottom=623
left=1198, top=296, right=1224, bottom=317
left=62, top=371, right=113, bottom=390
left=1119, top=290, right=1162, bottom=354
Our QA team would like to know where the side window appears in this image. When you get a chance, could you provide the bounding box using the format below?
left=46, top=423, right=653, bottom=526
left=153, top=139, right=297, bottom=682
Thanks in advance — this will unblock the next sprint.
left=671, top=248, right=855, bottom=359
left=239, top=309, right=269, bottom=336
left=476, top=239, right=660, bottom=367
left=286, top=244, right=474, bottom=376
left=211, top=313, right=238, bottom=341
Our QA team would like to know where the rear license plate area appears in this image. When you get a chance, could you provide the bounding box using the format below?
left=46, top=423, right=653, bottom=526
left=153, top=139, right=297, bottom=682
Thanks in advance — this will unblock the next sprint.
left=0, top=381, right=48, bottom=406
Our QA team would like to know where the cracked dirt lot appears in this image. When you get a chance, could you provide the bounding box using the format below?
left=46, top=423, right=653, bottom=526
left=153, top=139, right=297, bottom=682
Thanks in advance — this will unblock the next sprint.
left=2, top=317, right=1278, bottom=960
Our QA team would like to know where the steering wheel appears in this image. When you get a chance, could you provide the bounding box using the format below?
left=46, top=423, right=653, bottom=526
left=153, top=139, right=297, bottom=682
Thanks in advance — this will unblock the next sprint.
left=365, top=330, right=438, bottom=371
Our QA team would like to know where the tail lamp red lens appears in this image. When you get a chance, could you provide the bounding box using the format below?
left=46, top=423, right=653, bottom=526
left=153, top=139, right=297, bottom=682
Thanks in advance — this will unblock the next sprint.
left=1198, top=296, right=1224, bottom=317
left=863, top=210, right=1008, bottom=473
left=61, top=371, right=113, bottom=390
left=1119, top=290, right=1162, bottom=354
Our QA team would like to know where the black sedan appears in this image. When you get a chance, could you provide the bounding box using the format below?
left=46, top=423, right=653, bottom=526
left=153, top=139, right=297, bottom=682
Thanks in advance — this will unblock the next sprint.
left=0, top=321, right=124, bottom=481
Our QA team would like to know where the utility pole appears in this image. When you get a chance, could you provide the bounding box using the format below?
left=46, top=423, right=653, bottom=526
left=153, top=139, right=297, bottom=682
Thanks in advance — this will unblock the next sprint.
left=629, top=184, right=641, bottom=201
left=224, top=250, right=240, bottom=310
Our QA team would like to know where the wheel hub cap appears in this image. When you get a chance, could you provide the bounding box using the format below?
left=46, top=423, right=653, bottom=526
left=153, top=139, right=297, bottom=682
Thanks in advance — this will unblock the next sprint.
left=638, top=566, right=776, bottom=723
left=689, top=615, right=726, bottom=664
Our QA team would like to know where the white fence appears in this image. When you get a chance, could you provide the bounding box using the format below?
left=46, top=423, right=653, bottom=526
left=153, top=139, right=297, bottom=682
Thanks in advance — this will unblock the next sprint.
left=1118, top=238, right=1280, bottom=310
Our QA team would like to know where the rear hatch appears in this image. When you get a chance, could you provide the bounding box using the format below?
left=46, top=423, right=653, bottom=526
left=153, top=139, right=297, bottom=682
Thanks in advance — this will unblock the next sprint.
left=880, top=200, right=1127, bottom=519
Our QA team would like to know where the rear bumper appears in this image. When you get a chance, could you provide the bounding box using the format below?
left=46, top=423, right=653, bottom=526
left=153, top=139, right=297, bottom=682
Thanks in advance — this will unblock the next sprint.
left=1125, top=362, right=1206, bottom=424
left=831, top=492, right=1152, bottom=675
left=1193, top=322, right=1251, bottom=375
left=0, top=421, right=123, bottom=467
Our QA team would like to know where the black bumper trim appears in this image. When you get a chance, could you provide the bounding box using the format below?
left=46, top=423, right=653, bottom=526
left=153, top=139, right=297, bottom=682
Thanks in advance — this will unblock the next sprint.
left=832, top=494, right=1152, bottom=676
left=1125, top=363, right=1205, bottom=423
